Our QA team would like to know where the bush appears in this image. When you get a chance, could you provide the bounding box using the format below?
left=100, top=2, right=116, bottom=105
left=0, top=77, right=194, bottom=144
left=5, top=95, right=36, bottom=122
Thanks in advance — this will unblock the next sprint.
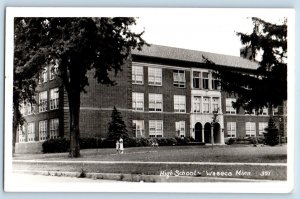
left=175, top=137, right=191, bottom=145
left=225, top=138, right=236, bottom=145
left=80, top=137, right=101, bottom=149
left=42, top=138, right=70, bottom=153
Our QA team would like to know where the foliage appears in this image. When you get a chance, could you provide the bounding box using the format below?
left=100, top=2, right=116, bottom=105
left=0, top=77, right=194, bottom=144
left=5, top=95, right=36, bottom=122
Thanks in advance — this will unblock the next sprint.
left=14, top=17, right=147, bottom=157
left=42, top=138, right=70, bottom=153
left=264, top=117, right=279, bottom=146
left=211, top=17, right=287, bottom=113
left=107, top=106, right=129, bottom=142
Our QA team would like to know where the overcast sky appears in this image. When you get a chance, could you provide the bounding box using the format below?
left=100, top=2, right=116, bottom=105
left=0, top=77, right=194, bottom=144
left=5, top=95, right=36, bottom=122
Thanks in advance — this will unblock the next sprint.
left=132, top=10, right=287, bottom=57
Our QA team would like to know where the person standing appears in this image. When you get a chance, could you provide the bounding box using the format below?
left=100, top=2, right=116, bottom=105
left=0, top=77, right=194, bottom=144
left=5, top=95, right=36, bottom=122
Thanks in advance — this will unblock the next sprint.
left=116, top=140, right=120, bottom=154
left=119, top=137, right=124, bottom=154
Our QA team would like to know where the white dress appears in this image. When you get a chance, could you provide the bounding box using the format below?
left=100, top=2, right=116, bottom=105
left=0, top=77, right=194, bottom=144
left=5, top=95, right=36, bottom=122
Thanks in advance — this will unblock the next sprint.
left=119, top=139, right=124, bottom=150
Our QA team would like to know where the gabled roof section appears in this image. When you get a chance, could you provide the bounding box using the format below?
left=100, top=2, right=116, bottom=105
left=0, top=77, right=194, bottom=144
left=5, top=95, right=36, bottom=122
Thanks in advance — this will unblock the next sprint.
left=132, top=44, right=259, bottom=70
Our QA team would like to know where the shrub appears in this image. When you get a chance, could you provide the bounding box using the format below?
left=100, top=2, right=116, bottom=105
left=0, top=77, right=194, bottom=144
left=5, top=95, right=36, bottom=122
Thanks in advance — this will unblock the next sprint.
left=42, top=138, right=70, bottom=153
left=226, top=138, right=236, bottom=145
left=80, top=137, right=101, bottom=149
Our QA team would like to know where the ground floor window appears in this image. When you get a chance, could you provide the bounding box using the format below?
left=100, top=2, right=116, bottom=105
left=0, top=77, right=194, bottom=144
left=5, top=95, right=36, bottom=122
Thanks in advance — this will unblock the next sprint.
left=39, top=120, right=48, bottom=141
left=133, top=120, right=145, bottom=138
left=245, top=122, right=256, bottom=137
left=175, top=121, right=185, bottom=137
left=149, top=120, right=163, bottom=137
left=50, top=118, right=59, bottom=139
left=17, top=125, right=26, bottom=143
left=227, top=122, right=236, bottom=138
left=27, top=122, right=35, bottom=142
left=259, top=122, right=268, bottom=135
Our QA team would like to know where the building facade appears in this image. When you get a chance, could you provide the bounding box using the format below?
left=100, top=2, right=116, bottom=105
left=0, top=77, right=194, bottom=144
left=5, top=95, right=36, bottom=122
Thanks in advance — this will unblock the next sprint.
left=15, top=44, right=287, bottom=153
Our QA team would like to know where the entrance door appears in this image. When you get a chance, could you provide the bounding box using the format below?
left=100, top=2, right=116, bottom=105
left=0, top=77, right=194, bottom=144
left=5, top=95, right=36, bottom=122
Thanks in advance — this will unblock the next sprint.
left=213, top=123, right=221, bottom=144
left=194, top=122, right=202, bottom=142
left=204, top=123, right=211, bottom=143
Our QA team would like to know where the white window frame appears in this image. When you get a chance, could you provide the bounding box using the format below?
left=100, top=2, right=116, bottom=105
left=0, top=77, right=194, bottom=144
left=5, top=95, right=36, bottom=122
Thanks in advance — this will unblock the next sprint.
left=227, top=122, right=236, bottom=138
left=203, top=97, right=210, bottom=113
left=149, top=93, right=163, bottom=112
left=39, top=91, right=48, bottom=112
left=212, top=97, right=220, bottom=113
left=259, top=122, right=268, bottom=135
left=225, top=98, right=236, bottom=114
left=149, top=120, right=163, bottom=138
left=27, top=122, right=35, bottom=142
left=174, top=95, right=186, bottom=113
left=18, top=125, right=26, bottom=143
left=175, top=121, right=185, bottom=138
left=50, top=64, right=59, bottom=80
left=133, top=120, right=145, bottom=138
left=211, top=73, right=219, bottom=90
left=39, top=120, right=48, bottom=141
left=50, top=118, right=59, bottom=139
left=192, top=71, right=201, bottom=89
left=173, top=70, right=185, bottom=88
left=258, top=107, right=268, bottom=116
left=202, top=72, right=209, bottom=89
left=50, top=88, right=59, bottom=110
left=132, top=92, right=144, bottom=111
left=39, top=66, right=48, bottom=84
left=132, top=65, right=144, bottom=84
left=193, top=96, right=201, bottom=113
left=148, top=67, right=162, bottom=86
left=245, top=122, right=256, bottom=137
left=273, top=107, right=279, bottom=115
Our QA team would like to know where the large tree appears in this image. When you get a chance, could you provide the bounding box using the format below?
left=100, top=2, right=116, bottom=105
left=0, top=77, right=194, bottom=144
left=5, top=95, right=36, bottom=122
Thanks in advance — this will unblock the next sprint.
left=211, top=17, right=287, bottom=113
left=14, top=17, right=147, bottom=157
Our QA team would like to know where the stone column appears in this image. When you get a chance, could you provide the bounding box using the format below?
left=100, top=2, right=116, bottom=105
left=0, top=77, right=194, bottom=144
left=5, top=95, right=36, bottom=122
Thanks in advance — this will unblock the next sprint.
left=201, top=127, right=205, bottom=143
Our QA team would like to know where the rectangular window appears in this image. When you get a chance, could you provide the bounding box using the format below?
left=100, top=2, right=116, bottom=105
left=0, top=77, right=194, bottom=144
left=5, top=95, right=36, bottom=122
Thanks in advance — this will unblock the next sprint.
left=133, top=120, right=145, bottom=138
left=259, top=122, right=268, bottom=135
left=20, top=102, right=26, bottom=116
left=174, top=95, right=186, bottom=113
left=148, top=67, right=162, bottom=86
left=39, top=120, right=47, bottom=141
left=245, top=122, right=256, bottom=137
left=273, top=107, right=279, bottom=115
left=212, top=97, right=220, bottom=113
left=50, top=118, right=59, bottom=139
left=18, top=125, right=26, bottom=143
left=132, top=92, right=144, bottom=111
left=245, top=109, right=255, bottom=115
left=50, top=64, right=59, bottom=80
left=173, top=70, right=185, bottom=88
left=27, top=103, right=33, bottom=115
left=202, top=72, right=209, bottom=89
left=193, top=71, right=201, bottom=89
left=39, top=91, right=48, bottom=112
left=203, top=97, right=210, bottom=113
left=149, top=93, right=163, bottom=112
left=39, top=67, right=48, bottom=84
left=211, top=73, right=219, bottom=90
left=227, top=122, right=236, bottom=138
left=258, top=107, right=268, bottom=115
left=193, top=96, right=201, bottom=113
left=226, top=98, right=236, bottom=114
left=27, top=122, right=35, bottom=142
left=149, top=120, right=163, bottom=138
left=175, top=121, right=185, bottom=138
left=50, top=88, right=59, bottom=110
left=132, top=65, right=144, bottom=84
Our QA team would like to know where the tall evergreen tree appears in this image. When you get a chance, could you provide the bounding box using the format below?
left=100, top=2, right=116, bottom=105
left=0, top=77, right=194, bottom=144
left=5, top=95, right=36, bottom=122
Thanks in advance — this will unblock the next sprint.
left=14, top=17, right=147, bottom=157
left=107, top=106, right=129, bottom=141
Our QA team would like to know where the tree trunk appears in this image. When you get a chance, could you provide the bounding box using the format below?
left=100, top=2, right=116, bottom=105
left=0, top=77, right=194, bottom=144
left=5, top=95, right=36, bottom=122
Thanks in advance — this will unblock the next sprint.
left=12, top=124, right=17, bottom=155
left=68, top=89, right=81, bottom=158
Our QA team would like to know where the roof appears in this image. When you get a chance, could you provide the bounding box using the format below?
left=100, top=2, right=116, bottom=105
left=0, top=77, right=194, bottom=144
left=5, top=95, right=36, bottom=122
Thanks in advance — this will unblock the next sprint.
left=132, top=44, right=259, bottom=70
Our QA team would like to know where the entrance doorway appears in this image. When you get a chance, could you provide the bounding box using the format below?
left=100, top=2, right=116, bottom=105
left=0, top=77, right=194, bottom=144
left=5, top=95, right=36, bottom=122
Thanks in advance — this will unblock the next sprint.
left=213, top=122, right=221, bottom=144
left=194, top=122, right=202, bottom=142
left=204, top=123, right=211, bottom=143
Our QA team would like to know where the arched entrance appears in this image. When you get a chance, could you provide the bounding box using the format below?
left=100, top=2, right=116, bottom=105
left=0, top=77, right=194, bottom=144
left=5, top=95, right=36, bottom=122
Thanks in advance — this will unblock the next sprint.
left=194, top=122, right=202, bottom=142
left=213, top=123, right=221, bottom=144
left=204, top=123, right=211, bottom=143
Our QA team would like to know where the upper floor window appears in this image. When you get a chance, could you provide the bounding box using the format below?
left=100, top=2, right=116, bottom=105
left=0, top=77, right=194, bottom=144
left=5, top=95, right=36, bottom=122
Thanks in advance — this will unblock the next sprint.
left=227, top=122, right=236, bottom=138
left=27, top=122, right=35, bottom=142
left=202, top=72, right=209, bottom=89
left=148, top=67, right=162, bottom=86
left=212, top=97, right=220, bottom=113
left=39, top=91, right=48, bottom=112
left=273, top=107, right=279, bottom=115
left=39, top=67, right=48, bottom=84
left=149, top=120, right=163, bottom=138
left=245, top=122, right=256, bottom=137
left=17, top=125, right=26, bottom=143
left=175, top=121, right=185, bottom=137
left=39, top=120, right=47, bottom=141
left=211, top=73, right=219, bottom=90
left=133, top=120, right=145, bottom=138
left=225, top=98, right=236, bottom=114
left=174, top=95, right=186, bottom=113
left=27, top=103, right=34, bottom=115
left=132, top=92, right=144, bottom=111
left=132, top=65, right=143, bottom=84
left=173, top=70, right=185, bottom=88
left=193, top=71, right=201, bottom=89
left=193, top=96, right=201, bottom=113
left=50, top=64, right=59, bottom=80
left=50, top=88, right=59, bottom=110
left=203, top=97, right=210, bottom=113
left=258, top=107, right=268, bottom=116
left=50, top=118, right=59, bottom=139
left=149, top=93, right=163, bottom=112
